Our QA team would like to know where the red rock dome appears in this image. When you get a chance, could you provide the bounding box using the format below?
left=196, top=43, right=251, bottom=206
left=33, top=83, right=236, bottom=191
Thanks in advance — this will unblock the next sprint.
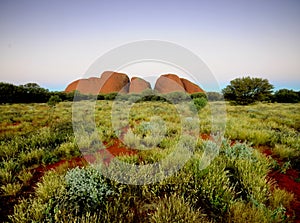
left=65, top=71, right=204, bottom=95
left=99, top=71, right=130, bottom=94
left=180, top=78, right=204, bottom=94
left=154, top=74, right=185, bottom=94
left=65, top=71, right=129, bottom=94
left=129, top=77, right=151, bottom=93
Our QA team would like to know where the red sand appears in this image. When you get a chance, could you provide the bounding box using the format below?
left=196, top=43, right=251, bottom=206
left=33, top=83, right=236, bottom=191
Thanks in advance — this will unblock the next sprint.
left=33, top=139, right=137, bottom=174
left=83, top=140, right=137, bottom=164
left=261, top=147, right=300, bottom=222
left=200, top=133, right=214, bottom=141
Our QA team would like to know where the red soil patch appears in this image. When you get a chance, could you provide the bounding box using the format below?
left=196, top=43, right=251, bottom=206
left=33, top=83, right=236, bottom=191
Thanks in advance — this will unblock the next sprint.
left=269, top=169, right=300, bottom=222
left=84, top=139, right=137, bottom=164
left=42, top=157, right=87, bottom=171
left=106, top=140, right=137, bottom=157
left=260, top=147, right=282, bottom=161
left=260, top=147, right=300, bottom=222
left=27, top=157, right=88, bottom=192
left=261, top=148, right=273, bottom=157
left=200, top=133, right=214, bottom=141
left=24, top=139, right=137, bottom=198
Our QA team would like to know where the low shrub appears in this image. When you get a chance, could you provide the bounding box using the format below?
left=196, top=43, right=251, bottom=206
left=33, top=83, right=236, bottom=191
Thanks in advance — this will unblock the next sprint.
left=269, top=188, right=294, bottom=210
left=227, top=201, right=286, bottom=223
left=165, top=92, right=190, bottom=104
left=17, top=170, right=33, bottom=186
left=150, top=195, right=210, bottom=223
left=191, top=92, right=207, bottom=100
left=60, top=166, right=114, bottom=214
left=1, top=183, right=22, bottom=196
left=192, top=98, right=208, bottom=111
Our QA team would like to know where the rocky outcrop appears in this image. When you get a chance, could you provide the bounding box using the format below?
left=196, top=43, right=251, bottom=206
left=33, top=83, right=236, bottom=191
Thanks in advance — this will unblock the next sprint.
left=180, top=78, right=204, bottom=94
left=129, top=77, right=151, bottom=93
left=64, top=77, right=102, bottom=95
left=65, top=72, right=204, bottom=95
left=65, top=71, right=129, bottom=94
left=154, top=74, right=185, bottom=94
left=99, top=71, right=130, bottom=94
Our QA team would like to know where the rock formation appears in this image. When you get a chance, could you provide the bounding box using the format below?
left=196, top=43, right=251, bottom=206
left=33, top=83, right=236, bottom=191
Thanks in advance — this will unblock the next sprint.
left=65, top=71, right=130, bottom=94
left=99, top=71, right=130, bottom=94
left=129, top=77, right=151, bottom=93
left=154, top=74, right=185, bottom=94
left=64, top=77, right=102, bottom=95
left=180, top=78, right=204, bottom=94
left=65, top=72, right=204, bottom=95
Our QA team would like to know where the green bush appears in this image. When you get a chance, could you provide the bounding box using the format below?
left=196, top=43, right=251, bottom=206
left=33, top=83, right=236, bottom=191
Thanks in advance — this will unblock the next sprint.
left=104, top=92, right=118, bottom=100
left=191, top=92, right=207, bottom=100
left=192, top=98, right=208, bottom=111
left=47, top=95, right=61, bottom=107
left=61, top=167, right=114, bottom=214
left=150, top=195, right=210, bottom=223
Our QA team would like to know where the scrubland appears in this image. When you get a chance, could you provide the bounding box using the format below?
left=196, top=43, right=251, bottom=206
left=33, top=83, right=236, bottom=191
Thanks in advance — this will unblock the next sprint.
left=0, top=100, right=299, bottom=222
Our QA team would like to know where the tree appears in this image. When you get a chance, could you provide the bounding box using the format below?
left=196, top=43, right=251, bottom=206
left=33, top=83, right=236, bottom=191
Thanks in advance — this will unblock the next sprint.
left=272, top=89, right=299, bottom=103
left=22, top=83, right=41, bottom=89
left=222, top=77, right=273, bottom=105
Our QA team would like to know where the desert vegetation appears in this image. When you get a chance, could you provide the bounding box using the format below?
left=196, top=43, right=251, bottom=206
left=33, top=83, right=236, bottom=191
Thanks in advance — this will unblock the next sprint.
left=0, top=94, right=299, bottom=222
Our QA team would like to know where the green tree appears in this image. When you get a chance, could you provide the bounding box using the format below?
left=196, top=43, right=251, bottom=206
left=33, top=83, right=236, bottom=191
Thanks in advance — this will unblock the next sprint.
left=22, top=83, right=41, bottom=89
left=222, top=77, right=273, bottom=105
left=272, top=89, right=299, bottom=103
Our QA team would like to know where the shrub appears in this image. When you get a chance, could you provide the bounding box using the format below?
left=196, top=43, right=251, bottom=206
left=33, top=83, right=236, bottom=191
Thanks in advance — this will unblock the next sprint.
left=272, top=144, right=296, bottom=160
left=192, top=98, right=207, bottom=111
left=0, top=169, right=15, bottom=184
left=104, top=92, right=118, bottom=100
left=10, top=198, right=48, bottom=223
left=10, top=171, right=66, bottom=223
left=35, top=170, right=66, bottom=203
left=17, top=170, right=33, bottom=186
left=19, top=149, right=44, bottom=167
left=47, top=95, right=62, bottom=107
left=123, top=129, right=140, bottom=149
left=165, top=92, right=190, bottom=104
left=61, top=166, right=114, bottom=214
left=150, top=195, right=210, bottom=223
left=227, top=201, right=286, bottom=223
left=269, top=188, right=294, bottom=210
left=191, top=92, right=207, bottom=100
left=1, top=183, right=22, bottom=196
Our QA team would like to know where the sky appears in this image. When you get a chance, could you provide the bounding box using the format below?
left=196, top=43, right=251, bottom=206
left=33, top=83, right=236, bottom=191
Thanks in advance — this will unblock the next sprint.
left=0, top=0, right=299, bottom=92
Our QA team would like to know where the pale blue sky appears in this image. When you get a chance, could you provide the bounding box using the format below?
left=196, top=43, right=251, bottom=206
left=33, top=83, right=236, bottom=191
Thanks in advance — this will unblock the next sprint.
left=0, top=0, right=299, bottom=91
